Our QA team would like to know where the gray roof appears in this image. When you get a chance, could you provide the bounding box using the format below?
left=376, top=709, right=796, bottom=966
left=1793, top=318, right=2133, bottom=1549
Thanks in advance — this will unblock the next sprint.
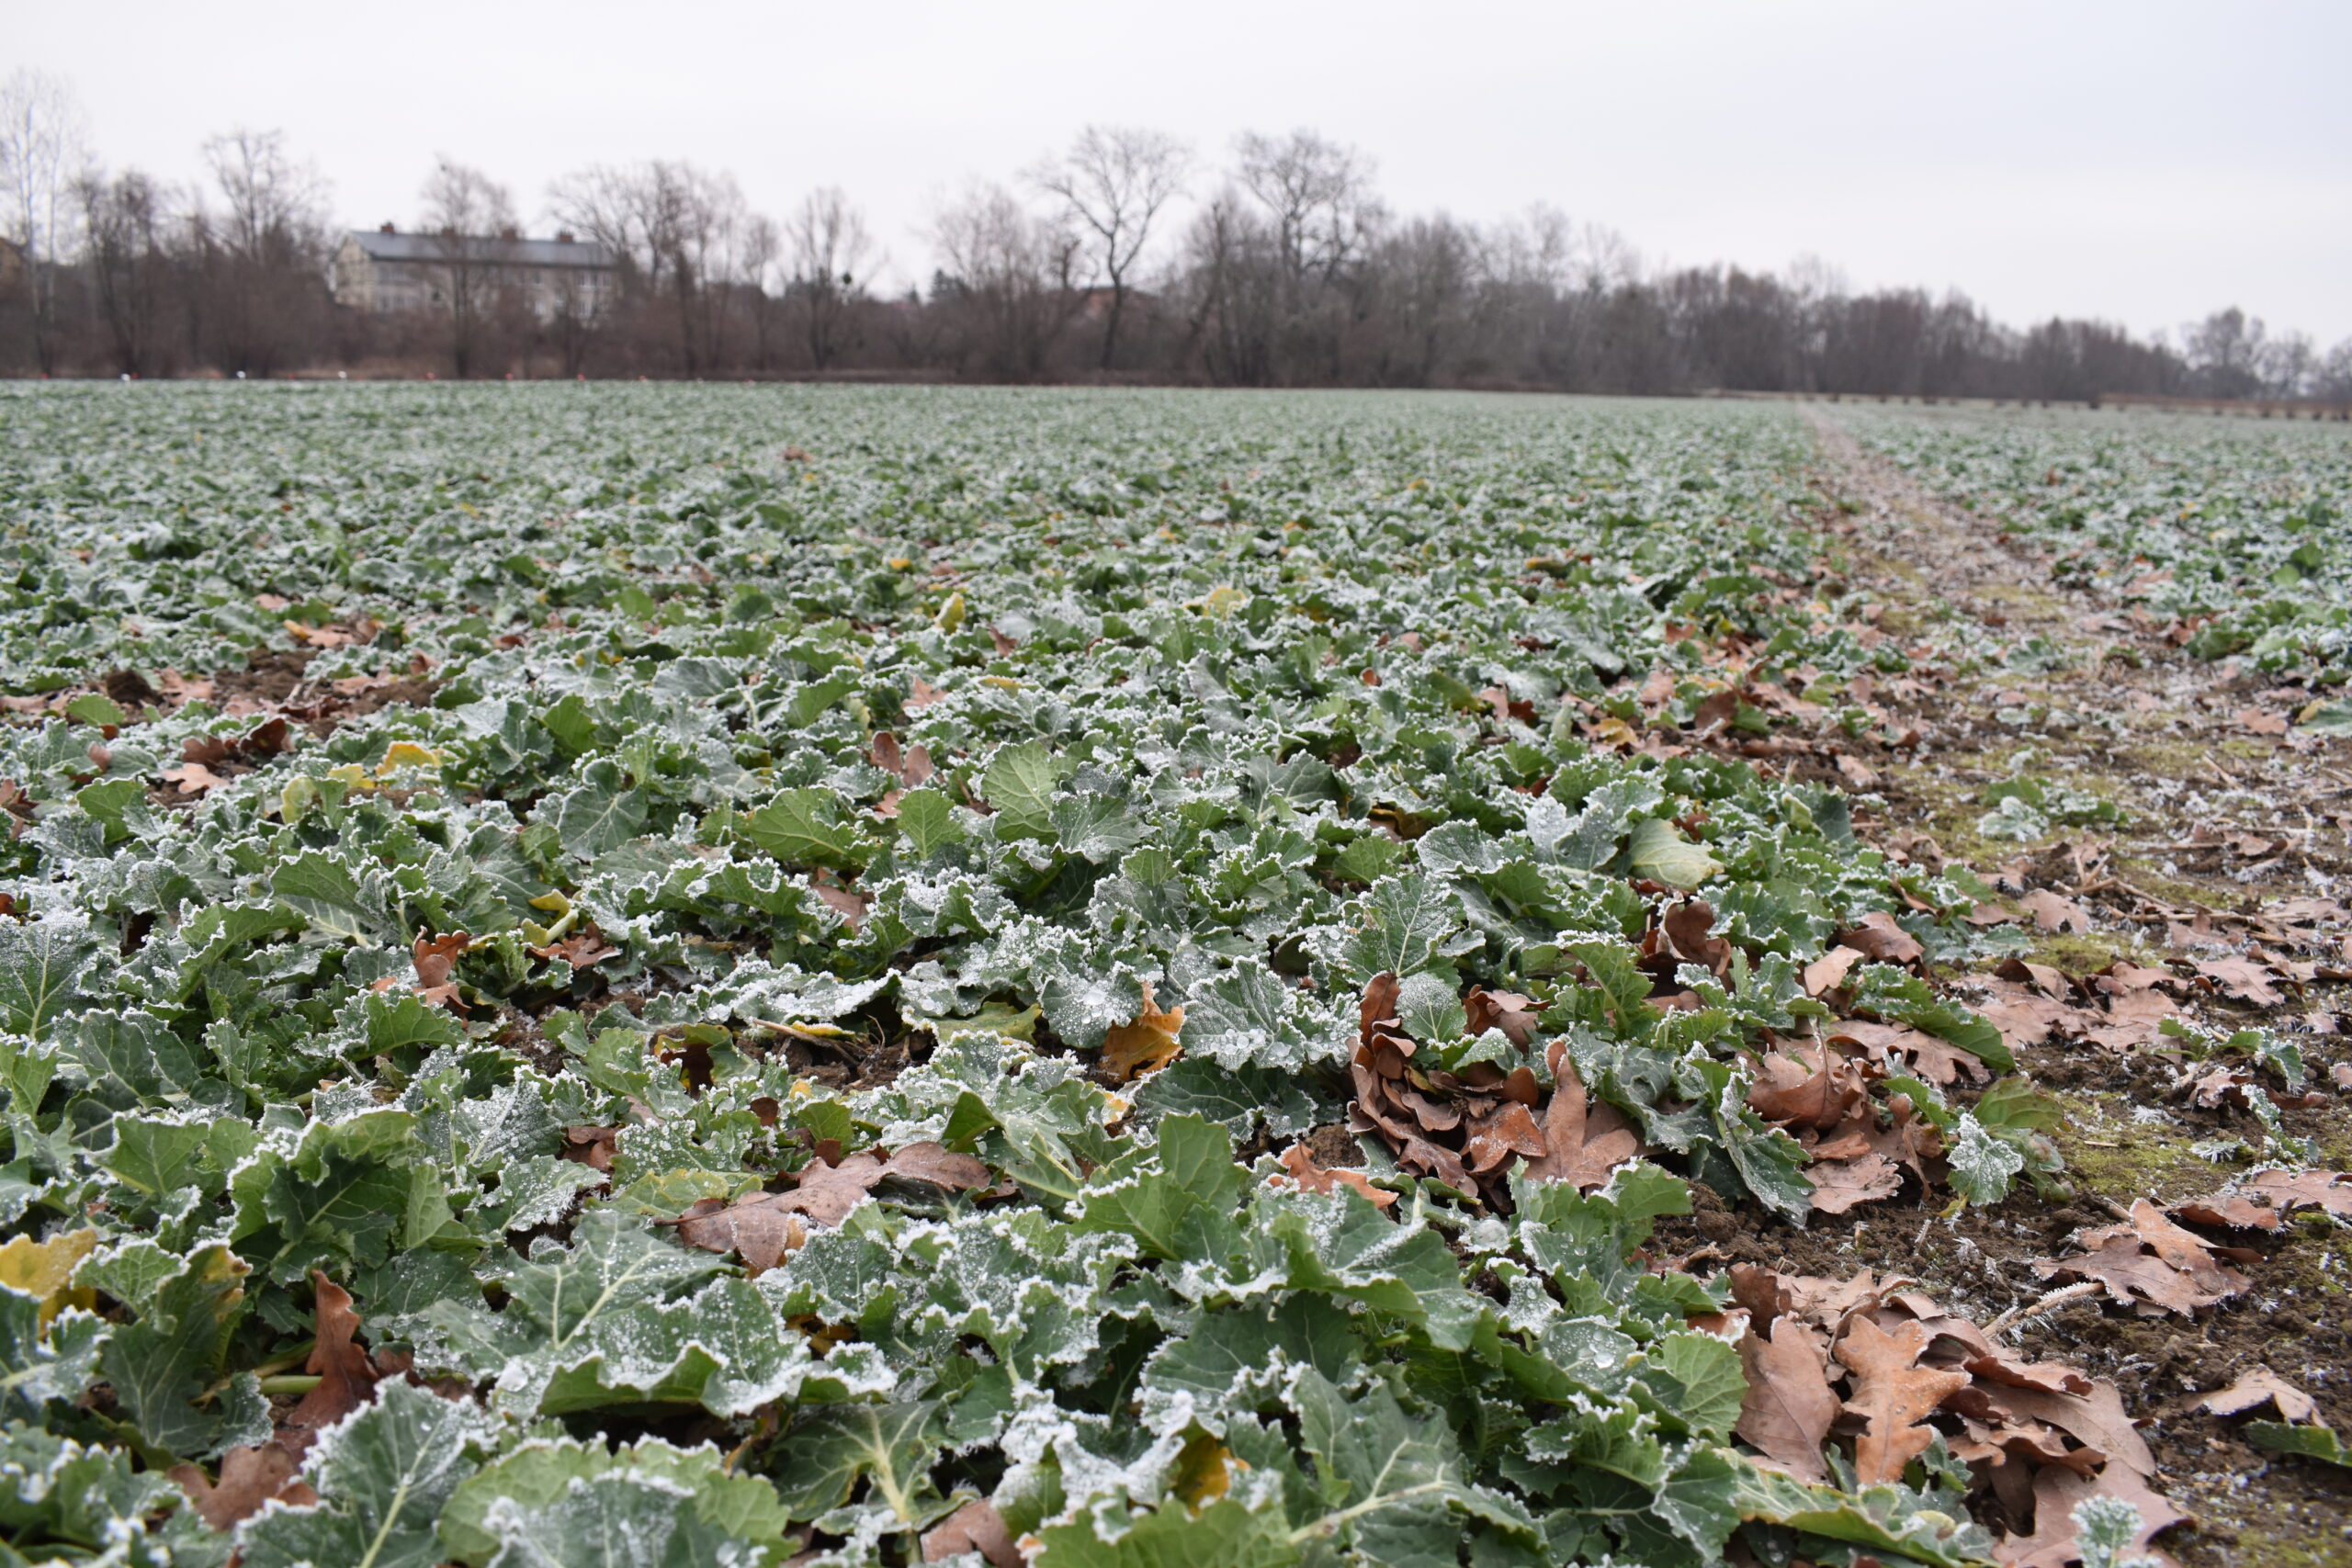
left=346, top=231, right=618, bottom=269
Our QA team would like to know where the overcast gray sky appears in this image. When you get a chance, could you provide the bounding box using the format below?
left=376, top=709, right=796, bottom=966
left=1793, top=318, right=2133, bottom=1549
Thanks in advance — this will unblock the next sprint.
left=13, top=0, right=2350, bottom=344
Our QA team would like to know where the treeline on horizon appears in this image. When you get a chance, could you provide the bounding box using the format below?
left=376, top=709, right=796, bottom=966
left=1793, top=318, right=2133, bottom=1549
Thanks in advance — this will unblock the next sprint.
left=4, top=71, right=2346, bottom=403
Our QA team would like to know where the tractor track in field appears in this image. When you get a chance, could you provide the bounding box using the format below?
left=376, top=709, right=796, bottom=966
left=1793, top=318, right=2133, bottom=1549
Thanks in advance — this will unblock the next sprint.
left=1800, top=405, right=2352, bottom=1567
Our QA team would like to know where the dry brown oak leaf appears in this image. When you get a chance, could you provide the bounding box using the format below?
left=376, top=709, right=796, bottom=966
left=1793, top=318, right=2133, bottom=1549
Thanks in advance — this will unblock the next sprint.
left=176, top=1264, right=395, bottom=1523
left=410, top=931, right=469, bottom=1013
left=2018, top=890, right=2094, bottom=934
left=1835, top=1315, right=1971, bottom=1484
left=669, top=1142, right=991, bottom=1273
left=1836, top=911, right=1925, bottom=964
left=161, top=762, right=232, bottom=796
left=2250, top=1168, right=2352, bottom=1219
left=920, top=1498, right=1024, bottom=1566
left=1100, top=983, right=1184, bottom=1083
left=1825, top=1020, right=1987, bottom=1089
left=288, top=1269, right=381, bottom=1432
left=1272, top=1144, right=1397, bottom=1212
left=2199, top=1367, right=2318, bottom=1424
left=1804, top=1153, right=1904, bottom=1215
left=1463, top=986, right=1540, bottom=1046
left=1736, top=1316, right=1839, bottom=1484
left=168, top=1444, right=316, bottom=1532
left=1663, top=899, right=1733, bottom=974
left=1747, top=1045, right=1867, bottom=1132
left=1521, top=1042, right=1642, bottom=1190
left=1803, top=944, right=1867, bottom=998
left=2038, top=1199, right=2250, bottom=1316
left=2191, top=955, right=2284, bottom=1008
left=1998, top=1457, right=2185, bottom=1568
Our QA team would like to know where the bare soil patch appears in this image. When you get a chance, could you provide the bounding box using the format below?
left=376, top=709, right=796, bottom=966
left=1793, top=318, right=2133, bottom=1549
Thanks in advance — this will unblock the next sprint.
left=1800, top=409, right=2352, bottom=1566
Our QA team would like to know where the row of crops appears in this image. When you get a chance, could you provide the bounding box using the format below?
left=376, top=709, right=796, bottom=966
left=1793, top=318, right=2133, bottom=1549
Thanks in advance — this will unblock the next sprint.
left=1846, top=405, right=2352, bottom=705
left=0, top=384, right=2289, bottom=1566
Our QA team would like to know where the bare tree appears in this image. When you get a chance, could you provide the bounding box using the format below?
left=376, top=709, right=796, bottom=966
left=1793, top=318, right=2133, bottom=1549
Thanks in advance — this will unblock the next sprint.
left=930, top=183, right=1078, bottom=380
left=1368, top=214, right=1474, bottom=385
left=548, top=164, right=646, bottom=276
left=203, top=129, right=326, bottom=265
left=0, top=70, right=90, bottom=373
left=740, top=212, right=781, bottom=369
left=1234, top=129, right=1377, bottom=286
left=786, top=186, right=876, bottom=371
left=1032, top=126, right=1189, bottom=370
left=550, top=160, right=749, bottom=371
left=2184, top=307, right=2267, bottom=400
left=76, top=168, right=174, bottom=375
left=1231, top=129, right=1382, bottom=380
left=420, top=155, right=517, bottom=377
left=2317, top=338, right=2352, bottom=406
left=2258, top=328, right=2315, bottom=399
left=1176, top=187, right=1278, bottom=385
left=195, top=129, right=329, bottom=374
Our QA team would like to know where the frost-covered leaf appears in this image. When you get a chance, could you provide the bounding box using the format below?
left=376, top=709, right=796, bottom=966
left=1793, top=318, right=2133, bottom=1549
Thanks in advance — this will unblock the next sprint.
left=239, top=1382, right=501, bottom=1568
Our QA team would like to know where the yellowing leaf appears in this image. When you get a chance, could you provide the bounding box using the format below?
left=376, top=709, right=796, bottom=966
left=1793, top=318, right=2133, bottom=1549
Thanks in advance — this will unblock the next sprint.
left=1627, top=817, right=1723, bottom=890
left=1170, top=1430, right=1232, bottom=1509
left=376, top=742, right=444, bottom=775
left=0, top=1229, right=99, bottom=1325
left=1196, top=585, right=1251, bottom=620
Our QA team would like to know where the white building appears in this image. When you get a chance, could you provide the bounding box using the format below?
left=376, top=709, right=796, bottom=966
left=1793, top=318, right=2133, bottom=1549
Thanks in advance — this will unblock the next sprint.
left=332, top=225, right=620, bottom=321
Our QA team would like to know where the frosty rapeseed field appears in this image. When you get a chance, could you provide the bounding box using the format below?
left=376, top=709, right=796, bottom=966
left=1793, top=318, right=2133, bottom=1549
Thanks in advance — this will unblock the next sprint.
left=0, top=383, right=2339, bottom=1566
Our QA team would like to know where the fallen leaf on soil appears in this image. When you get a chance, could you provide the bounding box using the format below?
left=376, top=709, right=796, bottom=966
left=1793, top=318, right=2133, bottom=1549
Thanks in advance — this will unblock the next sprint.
left=1464, top=1100, right=1551, bottom=1176
left=288, top=1271, right=379, bottom=1430
left=1962, top=1351, right=2093, bottom=1398
left=2200, top=1367, right=2317, bottom=1424
left=1100, top=982, right=1184, bottom=1082
left=2093, top=961, right=2177, bottom=994
left=1973, top=982, right=2089, bottom=1051
left=2038, top=1200, right=2249, bottom=1316
left=1748, top=1045, right=1866, bottom=1130
left=528, top=928, right=620, bottom=969
left=1463, top=986, right=1539, bottom=1046
left=1349, top=975, right=1585, bottom=1202
left=1522, top=1047, right=1643, bottom=1190
left=922, top=1498, right=1023, bottom=1567
left=2077, top=987, right=2181, bottom=1052
left=162, top=762, right=232, bottom=796
left=410, top=931, right=469, bottom=1012
left=1836, top=1316, right=1971, bottom=1483
left=2170, top=1188, right=2277, bottom=1231
left=1804, top=944, right=1867, bottom=998
left=1805, top=1151, right=1904, bottom=1214
left=671, top=1193, right=808, bottom=1274
left=1664, top=899, right=1733, bottom=973
left=2019, top=889, right=2094, bottom=934
left=1736, top=1316, right=1839, bottom=1484
left=2192, top=955, right=2284, bottom=1008
left=1972, top=1378, right=2157, bottom=1480
left=559, top=1125, right=618, bottom=1174
left=1272, top=1143, right=1396, bottom=1210
left=668, top=1142, right=992, bottom=1270
left=1827, top=1019, right=1986, bottom=1087
left=169, top=1444, right=314, bottom=1531
left=811, top=881, right=869, bottom=931
left=1838, top=911, right=1924, bottom=964
left=2235, top=708, right=2289, bottom=737
left=2002, top=1459, right=2185, bottom=1568
left=2248, top=1168, right=2352, bottom=1219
